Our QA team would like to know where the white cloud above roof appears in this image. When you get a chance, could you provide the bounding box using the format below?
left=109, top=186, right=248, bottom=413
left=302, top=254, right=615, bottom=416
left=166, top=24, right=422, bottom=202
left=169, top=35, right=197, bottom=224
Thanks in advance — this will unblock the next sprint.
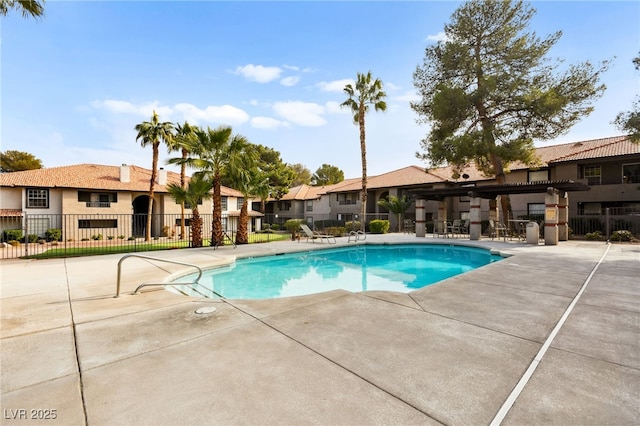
left=234, top=64, right=282, bottom=83
left=273, top=101, right=326, bottom=126
left=251, top=116, right=289, bottom=129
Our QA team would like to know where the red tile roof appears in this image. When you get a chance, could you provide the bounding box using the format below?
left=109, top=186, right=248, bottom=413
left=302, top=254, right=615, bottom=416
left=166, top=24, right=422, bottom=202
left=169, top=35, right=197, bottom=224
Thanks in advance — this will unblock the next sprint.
left=0, top=163, right=239, bottom=195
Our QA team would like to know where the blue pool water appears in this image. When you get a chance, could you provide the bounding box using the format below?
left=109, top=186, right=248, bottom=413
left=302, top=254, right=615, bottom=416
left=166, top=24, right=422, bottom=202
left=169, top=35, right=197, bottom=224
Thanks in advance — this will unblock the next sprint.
left=178, top=244, right=502, bottom=300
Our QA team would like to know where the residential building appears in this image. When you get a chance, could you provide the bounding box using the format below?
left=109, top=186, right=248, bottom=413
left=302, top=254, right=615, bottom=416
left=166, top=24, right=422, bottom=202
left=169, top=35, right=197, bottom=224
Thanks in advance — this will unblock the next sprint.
left=0, top=163, right=260, bottom=240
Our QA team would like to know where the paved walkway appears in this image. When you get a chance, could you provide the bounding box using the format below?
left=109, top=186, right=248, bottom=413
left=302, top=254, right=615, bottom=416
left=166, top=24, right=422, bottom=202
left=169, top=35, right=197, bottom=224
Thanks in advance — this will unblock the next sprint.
left=1, top=235, right=638, bottom=425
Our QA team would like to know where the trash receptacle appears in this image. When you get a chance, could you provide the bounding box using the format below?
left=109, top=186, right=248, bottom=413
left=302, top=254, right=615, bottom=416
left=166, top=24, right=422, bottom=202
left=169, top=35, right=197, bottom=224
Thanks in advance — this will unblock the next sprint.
left=526, top=221, right=539, bottom=244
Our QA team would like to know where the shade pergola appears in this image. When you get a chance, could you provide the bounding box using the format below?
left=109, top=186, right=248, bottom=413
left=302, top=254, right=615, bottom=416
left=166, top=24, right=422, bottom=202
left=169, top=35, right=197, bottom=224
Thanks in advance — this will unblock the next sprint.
left=409, top=180, right=591, bottom=245
left=409, top=180, right=591, bottom=200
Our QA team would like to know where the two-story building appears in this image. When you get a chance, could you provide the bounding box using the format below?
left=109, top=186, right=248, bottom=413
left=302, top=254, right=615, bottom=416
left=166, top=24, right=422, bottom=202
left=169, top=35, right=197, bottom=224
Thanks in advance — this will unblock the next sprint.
left=264, top=136, right=640, bottom=233
left=0, top=163, right=260, bottom=241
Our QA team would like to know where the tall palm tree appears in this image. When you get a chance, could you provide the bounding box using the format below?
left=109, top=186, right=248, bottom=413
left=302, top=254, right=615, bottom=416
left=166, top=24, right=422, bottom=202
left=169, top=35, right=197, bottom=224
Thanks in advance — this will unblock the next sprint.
left=341, top=71, right=387, bottom=226
left=167, top=121, right=196, bottom=240
left=134, top=111, right=174, bottom=241
left=0, top=0, right=45, bottom=18
left=179, top=126, right=250, bottom=246
left=166, top=175, right=212, bottom=248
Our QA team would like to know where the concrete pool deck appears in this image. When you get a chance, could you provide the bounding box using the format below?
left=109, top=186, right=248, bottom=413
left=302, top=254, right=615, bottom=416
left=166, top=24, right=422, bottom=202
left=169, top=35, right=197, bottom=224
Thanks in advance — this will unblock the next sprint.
left=1, top=234, right=638, bottom=425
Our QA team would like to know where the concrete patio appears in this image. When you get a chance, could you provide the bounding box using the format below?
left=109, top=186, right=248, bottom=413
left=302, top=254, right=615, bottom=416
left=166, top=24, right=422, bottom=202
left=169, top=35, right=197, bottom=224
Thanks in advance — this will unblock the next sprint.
left=1, top=234, right=638, bottom=425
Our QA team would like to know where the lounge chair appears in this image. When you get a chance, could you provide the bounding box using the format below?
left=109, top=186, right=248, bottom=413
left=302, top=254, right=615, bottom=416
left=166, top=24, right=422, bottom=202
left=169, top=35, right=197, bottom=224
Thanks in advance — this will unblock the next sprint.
left=299, top=224, right=336, bottom=244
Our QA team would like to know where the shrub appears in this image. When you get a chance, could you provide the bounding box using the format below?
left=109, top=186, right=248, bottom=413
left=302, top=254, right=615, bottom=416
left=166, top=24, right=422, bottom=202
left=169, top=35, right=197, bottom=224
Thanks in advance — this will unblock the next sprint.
left=610, top=230, right=633, bottom=242
left=4, top=229, right=23, bottom=242
left=262, top=224, right=271, bottom=231
left=270, top=223, right=281, bottom=231
left=284, top=219, right=304, bottom=240
left=585, top=230, right=603, bottom=241
left=27, top=234, right=39, bottom=243
left=345, top=221, right=362, bottom=232
left=107, top=235, right=114, bottom=240
left=9, top=240, right=20, bottom=246
left=369, top=220, right=390, bottom=234
left=325, top=226, right=345, bottom=237
left=46, top=228, right=62, bottom=242
left=91, top=234, right=103, bottom=241
left=38, top=239, right=47, bottom=245
left=128, top=236, right=136, bottom=241
left=118, top=235, right=125, bottom=239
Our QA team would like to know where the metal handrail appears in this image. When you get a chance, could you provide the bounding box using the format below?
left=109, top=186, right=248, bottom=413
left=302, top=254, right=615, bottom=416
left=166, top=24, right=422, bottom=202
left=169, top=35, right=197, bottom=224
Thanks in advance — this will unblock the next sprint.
left=115, top=253, right=219, bottom=298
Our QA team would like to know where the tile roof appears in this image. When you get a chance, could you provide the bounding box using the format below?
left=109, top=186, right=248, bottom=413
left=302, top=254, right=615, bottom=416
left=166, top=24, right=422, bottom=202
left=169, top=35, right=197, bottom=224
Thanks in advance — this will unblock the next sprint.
left=0, top=163, right=240, bottom=195
left=512, top=136, right=638, bottom=169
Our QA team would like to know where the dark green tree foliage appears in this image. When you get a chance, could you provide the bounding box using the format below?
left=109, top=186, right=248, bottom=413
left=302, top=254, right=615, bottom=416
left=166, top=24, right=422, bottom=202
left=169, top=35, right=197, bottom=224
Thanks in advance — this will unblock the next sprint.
left=252, top=144, right=295, bottom=199
left=0, top=150, right=43, bottom=172
left=412, top=0, right=609, bottom=181
left=614, top=53, right=640, bottom=143
left=312, top=164, right=344, bottom=186
left=166, top=175, right=212, bottom=248
left=288, top=163, right=313, bottom=187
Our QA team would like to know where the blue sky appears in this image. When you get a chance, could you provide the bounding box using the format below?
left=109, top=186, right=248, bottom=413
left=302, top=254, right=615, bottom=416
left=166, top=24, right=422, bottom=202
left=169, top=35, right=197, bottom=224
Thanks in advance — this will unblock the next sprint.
left=2, top=1, right=638, bottom=179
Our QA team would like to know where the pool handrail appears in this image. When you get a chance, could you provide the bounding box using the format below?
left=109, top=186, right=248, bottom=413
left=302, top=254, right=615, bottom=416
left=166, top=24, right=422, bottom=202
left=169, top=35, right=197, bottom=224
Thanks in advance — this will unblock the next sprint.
left=115, top=253, right=223, bottom=298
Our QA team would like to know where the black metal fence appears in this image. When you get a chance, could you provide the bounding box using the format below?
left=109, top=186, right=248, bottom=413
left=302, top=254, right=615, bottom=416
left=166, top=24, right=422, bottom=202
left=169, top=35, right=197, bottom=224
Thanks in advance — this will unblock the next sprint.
left=1, top=209, right=636, bottom=259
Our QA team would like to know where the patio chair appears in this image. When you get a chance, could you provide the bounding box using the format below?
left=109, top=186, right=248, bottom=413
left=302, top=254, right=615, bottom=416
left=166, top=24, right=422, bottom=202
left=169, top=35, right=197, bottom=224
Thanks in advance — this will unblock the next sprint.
left=450, top=219, right=463, bottom=237
left=403, top=219, right=415, bottom=234
left=299, top=224, right=336, bottom=244
left=488, top=219, right=507, bottom=241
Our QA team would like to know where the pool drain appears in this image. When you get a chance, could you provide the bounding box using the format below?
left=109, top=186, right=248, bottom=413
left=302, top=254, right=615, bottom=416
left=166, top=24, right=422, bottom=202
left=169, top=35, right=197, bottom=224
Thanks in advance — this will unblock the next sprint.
left=195, top=306, right=217, bottom=314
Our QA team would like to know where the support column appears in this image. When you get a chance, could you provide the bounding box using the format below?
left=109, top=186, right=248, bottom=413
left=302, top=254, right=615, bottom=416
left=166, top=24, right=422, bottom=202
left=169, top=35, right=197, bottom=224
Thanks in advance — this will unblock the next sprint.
left=415, top=199, right=426, bottom=238
left=469, top=196, right=482, bottom=240
left=436, top=199, right=448, bottom=235
left=544, top=188, right=559, bottom=245
left=558, top=192, right=569, bottom=241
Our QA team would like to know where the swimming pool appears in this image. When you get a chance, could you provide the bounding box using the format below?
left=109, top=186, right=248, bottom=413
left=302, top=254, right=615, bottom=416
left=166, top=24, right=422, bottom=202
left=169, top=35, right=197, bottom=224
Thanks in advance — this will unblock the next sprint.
left=176, top=244, right=502, bottom=300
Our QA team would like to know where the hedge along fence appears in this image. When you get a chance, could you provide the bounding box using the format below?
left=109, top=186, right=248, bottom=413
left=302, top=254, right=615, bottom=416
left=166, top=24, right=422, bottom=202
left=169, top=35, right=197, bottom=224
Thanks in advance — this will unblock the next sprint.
left=369, top=220, right=390, bottom=234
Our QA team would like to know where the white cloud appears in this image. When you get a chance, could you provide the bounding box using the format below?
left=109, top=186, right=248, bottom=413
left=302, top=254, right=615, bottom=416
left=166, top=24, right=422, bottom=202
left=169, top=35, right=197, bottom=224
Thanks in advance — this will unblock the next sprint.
left=273, top=101, right=326, bottom=126
left=172, top=103, right=249, bottom=125
left=249, top=99, right=259, bottom=106
left=90, top=100, right=250, bottom=126
left=280, top=76, right=300, bottom=87
left=385, top=82, right=401, bottom=91
left=283, top=64, right=300, bottom=71
left=426, top=31, right=448, bottom=42
left=317, top=79, right=353, bottom=92
left=251, top=116, right=289, bottom=129
left=234, top=64, right=282, bottom=83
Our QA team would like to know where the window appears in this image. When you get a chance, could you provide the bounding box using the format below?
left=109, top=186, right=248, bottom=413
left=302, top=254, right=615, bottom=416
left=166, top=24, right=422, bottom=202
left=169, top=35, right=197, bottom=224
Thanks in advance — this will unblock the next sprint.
left=175, top=218, right=192, bottom=227
left=528, top=203, right=545, bottom=216
left=27, top=188, right=49, bottom=208
left=279, top=201, right=291, bottom=211
left=78, top=191, right=117, bottom=207
left=528, top=169, right=549, bottom=182
left=183, top=200, right=202, bottom=210
left=581, top=165, right=601, bottom=185
left=220, top=196, right=228, bottom=210
left=306, top=200, right=313, bottom=212
left=27, top=217, right=50, bottom=237
left=622, top=163, right=640, bottom=184
left=78, top=219, right=117, bottom=229
left=337, top=193, right=359, bottom=205
left=237, top=197, right=245, bottom=210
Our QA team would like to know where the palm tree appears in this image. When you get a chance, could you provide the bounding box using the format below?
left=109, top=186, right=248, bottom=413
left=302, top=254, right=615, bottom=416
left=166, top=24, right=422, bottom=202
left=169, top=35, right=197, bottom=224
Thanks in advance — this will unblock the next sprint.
left=230, top=168, right=266, bottom=245
left=167, top=121, right=196, bottom=240
left=0, top=0, right=45, bottom=18
left=166, top=175, right=212, bottom=248
left=134, top=111, right=174, bottom=241
left=341, top=71, right=387, bottom=226
left=178, top=126, right=250, bottom=246
left=378, top=195, right=414, bottom=232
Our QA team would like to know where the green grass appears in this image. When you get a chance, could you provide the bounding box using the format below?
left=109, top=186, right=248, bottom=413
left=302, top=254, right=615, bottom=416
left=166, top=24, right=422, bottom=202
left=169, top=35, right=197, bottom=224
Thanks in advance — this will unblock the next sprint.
left=23, top=232, right=291, bottom=259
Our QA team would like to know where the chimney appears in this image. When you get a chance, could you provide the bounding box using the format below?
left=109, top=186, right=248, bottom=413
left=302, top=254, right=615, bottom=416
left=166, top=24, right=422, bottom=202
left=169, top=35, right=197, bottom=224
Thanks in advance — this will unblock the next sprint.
left=120, top=164, right=130, bottom=183
left=158, top=168, right=167, bottom=185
